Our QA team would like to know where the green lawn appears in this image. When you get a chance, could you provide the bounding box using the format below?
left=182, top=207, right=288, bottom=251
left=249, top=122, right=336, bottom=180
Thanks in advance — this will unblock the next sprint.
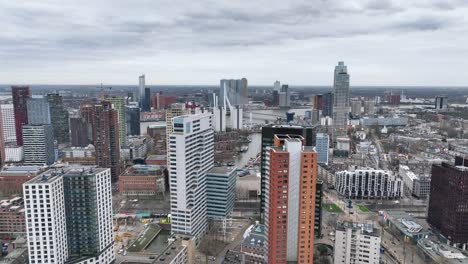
left=323, top=203, right=343, bottom=213
left=357, top=205, right=370, bottom=212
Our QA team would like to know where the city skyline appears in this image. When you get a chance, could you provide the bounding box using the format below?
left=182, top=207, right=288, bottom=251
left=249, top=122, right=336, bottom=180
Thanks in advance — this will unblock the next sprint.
left=1, top=1, right=468, bottom=86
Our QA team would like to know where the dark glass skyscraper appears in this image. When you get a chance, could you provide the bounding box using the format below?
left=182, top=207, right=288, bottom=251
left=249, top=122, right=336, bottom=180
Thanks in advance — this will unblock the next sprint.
left=322, top=92, right=334, bottom=117
left=125, top=105, right=140, bottom=136
left=70, top=117, right=89, bottom=147
left=12, top=86, right=31, bottom=145
left=47, top=93, right=70, bottom=144
left=144, top=87, right=151, bottom=112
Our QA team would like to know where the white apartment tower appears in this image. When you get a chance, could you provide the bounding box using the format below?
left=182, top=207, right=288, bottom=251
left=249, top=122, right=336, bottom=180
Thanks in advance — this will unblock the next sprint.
left=169, top=112, right=214, bottom=242
left=334, top=222, right=381, bottom=264
left=24, top=168, right=115, bottom=264
left=0, top=104, right=16, bottom=143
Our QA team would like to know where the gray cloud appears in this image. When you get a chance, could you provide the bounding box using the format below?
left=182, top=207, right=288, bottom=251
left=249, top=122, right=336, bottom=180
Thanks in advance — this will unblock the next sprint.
left=0, top=0, right=467, bottom=85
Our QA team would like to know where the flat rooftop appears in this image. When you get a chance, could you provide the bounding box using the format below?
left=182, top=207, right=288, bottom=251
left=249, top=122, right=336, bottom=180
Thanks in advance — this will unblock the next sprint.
left=207, top=166, right=236, bottom=175
left=0, top=166, right=45, bottom=175
left=336, top=221, right=380, bottom=237
left=122, top=165, right=164, bottom=176
left=26, top=167, right=107, bottom=184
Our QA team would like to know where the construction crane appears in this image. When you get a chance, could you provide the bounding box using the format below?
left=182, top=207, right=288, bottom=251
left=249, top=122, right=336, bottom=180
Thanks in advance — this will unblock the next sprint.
left=98, top=83, right=113, bottom=99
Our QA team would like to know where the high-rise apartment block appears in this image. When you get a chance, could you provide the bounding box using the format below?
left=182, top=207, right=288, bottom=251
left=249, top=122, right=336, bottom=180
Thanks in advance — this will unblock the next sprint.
left=315, top=133, right=329, bottom=165
left=22, top=124, right=55, bottom=165
left=92, top=101, right=122, bottom=182
left=334, top=222, right=381, bottom=264
left=428, top=156, right=468, bottom=248
left=23, top=168, right=115, bottom=264
left=27, top=97, right=51, bottom=125
left=332, top=62, right=350, bottom=141
left=169, top=112, right=214, bottom=242
left=1, top=104, right=17, bottom=144
left=47, top=93, right=70, bottom=144
left=166, top=103, right=191, bottom=142
left=264, top=135, right=318, bottom=264
left=12, top=86, right=31, bottom=145
left=106, top=96, right=127, bottom=146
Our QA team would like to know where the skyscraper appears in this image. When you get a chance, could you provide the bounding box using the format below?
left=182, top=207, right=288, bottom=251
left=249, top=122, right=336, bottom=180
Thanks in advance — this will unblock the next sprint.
left=435, top=96, right=448, bottom=110
left=23, top=168, right=115, bottom=264
left=316, top=133, right=329, bottom=165
left=22, top=124, right=55, bottom=165
left=332, top=61, right=350, bottom=141
left=69, top=117, right=89, bottom=147
left=169, top=112, right=214, bottom=242
left=219, top=78, right=248, bottom=130
left=125, top=104, right=141, bottom=136
left=27, top=97, right=51, bottom=125
left=350, top=100, right=362, bottom=118
left=0, top=104, right=17, bottom=144
left=322, top=92, right=334, bottom=117
left=47, top=93, right=70, bottom=144
left=260, top=125, right=316, bottom=220
left=139, top=74, right=145, bottom=110
left=313, top=94, right=323, bottom=110
left=264, top=135, right=317, bottom=263
left=0, top=112, right=4, bottom=168
left=165, top=103, right=191, bottom=143
left=144, top=87, right=151, bottom=112
left=92, top=101, right=122, bottom=182
left=106, top=96, right=126, bottom=146
left=12, top=86, right=31, bottom=145
left=428, top=156, right=468, bottom=248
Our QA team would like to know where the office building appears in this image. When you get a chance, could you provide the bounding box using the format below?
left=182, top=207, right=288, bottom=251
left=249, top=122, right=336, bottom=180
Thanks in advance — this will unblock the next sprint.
left=313, top=94, right=323, bottom=110
left=0, top=197, right=26, bottom=237
left=23, top=168, right=115, bottom=264
left=46, top=93, right=70, bottom=144
left=322, top=92, right=334, bottom=117
left=332, top=61, right=350, bottom=141
left=428, top=157, right=468, bottom=248
left=435, top=96, right=448, bottom=110
left=125, top=104, right=141, bottom=136
left=1, top=104, right=17, bottom=143
left=4, top=145, right=23, bottom=162
left=139, top=74, right=145, bottom=110
left=335, top=168, right=403, bottom=199
left=12, top=86, right=31, bottom=145
left=206, top=166, right=236, bottom=218
left=69, top=117, right=89, bottom=147
left=219, top=78, right=247, bottom=130
left=92, top=101, right=122, bottom=182
left=334, top=222, right=381, bottom=264
left=278, top=84, right=290, bottom=108
left=106, top=96, right=127, bottom=146
left=169, top=113, right=214, bottom=242
left=264, top=135, right=317, bottom=264
left=350, top=100, right=362, bottom=118
left=316, top=133, right=329, bottom=165
left=22, top=124, right=55, bottom=165
left=260, top=125, right=316, bottom=221
left=399, top=165, right=431, bottom=198
left=0, top=166, right=44, bottom=196
left=27, top=97, right=51, bottom=125
left=144, top=87, right=151, bottom=112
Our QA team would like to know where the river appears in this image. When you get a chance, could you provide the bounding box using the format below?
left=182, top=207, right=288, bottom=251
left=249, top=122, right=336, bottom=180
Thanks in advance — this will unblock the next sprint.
left=235, top=133, right=262, bottom=169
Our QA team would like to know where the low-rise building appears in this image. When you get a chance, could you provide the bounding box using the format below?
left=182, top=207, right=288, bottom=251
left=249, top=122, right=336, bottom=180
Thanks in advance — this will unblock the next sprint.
left=335, top=168, right=403, bottom=199
left=417, top=238, right=468, bottom=264
left=118, top=165, right=166, bottom=196
left=240, top=224, right=266, bottom=264
left=0, top=197, right=25, bottom=237
left=206, top=166, right=236, bottom=218
left=222, top=250, right=245, bottom=264
left=122, top=136, right=155, bottom=160
left=61, top=145, right=96, bottom=165
left=4, top=145, right=23, bottom=163
left=0, top=166, right=45, bottom=196
left=382, top=210, right=429, bottom=243
left=361, top=116, right=408, bottom=127
left=399, top=165, right=431, bottom=198
left=146, top=154, right=167, bottom=166
left=334, top=222, right=381, bottom=264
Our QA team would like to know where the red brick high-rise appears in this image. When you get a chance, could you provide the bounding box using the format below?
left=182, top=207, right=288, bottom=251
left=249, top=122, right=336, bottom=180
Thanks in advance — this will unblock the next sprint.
left=92, top=101, right=122, bottom=182
left=265, top=134, right=317, bottom=264
left=12, top=86, right=31, bottom=145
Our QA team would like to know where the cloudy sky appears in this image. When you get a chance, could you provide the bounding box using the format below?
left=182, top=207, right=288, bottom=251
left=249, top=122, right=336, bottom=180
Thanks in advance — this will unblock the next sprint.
left=1, top=0, right=467, bottom=86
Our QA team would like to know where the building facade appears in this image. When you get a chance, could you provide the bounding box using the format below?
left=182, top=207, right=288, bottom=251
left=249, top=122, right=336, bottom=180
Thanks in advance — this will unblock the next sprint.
left=332, top=61, right=350, bottom=141
left=118, top=165, right=166, bottom=196
left=23, top=168, right=115, bottom=264
left=92, top=101, right=122, bottom=182
left=206, top=166, right=236, bottom=218
left=69, top=117, right=89, bottom=147
left=428, top=157, right=468, bottom=248
left=322, top=92, right=334, bottom=118
left=107, top=96, right=126, bottom=146
left=334, top=222, right=381, bottom=264
left=27, top=97, right=51, bottom=125
left=139, top=74, right=146, bottom=110
left=0, top=197, right=26, bottom=236
left=0, top=166, right=44, bottom=196
left=125, top=104, right=140, bottom=136
left=169, top=113, right=214, bottom=242
left=47, top=93, right=70, bottom=144
left=12, top=86, right=31, bottom=145
left=264, top=135, right=318, bottom=264
left=335, top=168, right=403, bottom=199
left=1, top=104, right=17, bottom=144
left=316, top=133, right=329, bottom=165
left=22, top=124, right=55, bottom=165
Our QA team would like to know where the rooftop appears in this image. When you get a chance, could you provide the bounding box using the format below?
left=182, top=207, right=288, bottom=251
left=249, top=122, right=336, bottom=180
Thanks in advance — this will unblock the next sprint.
left=336, top=221, right=380, bottom=237
left=418, top=238, right=468, bottom=264
left=146, top=155, right=167, bottom=161
left=0, top=165, right=45, bottom=175
left=241, top=224, right=266, bottom=248
left=385, top=211, right=429, bottom=238
left=122, top=165, right=165, bottom=176
left=207, top=166, right=236, bottom=175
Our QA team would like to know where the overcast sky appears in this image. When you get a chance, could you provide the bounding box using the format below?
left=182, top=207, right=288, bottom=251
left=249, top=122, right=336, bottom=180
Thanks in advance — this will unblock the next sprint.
left=1, top=0, right=467, bottom=86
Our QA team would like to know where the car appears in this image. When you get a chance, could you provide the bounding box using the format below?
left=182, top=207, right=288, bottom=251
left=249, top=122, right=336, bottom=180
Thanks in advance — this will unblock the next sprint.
left=149, top=256, right=156, bottom=259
